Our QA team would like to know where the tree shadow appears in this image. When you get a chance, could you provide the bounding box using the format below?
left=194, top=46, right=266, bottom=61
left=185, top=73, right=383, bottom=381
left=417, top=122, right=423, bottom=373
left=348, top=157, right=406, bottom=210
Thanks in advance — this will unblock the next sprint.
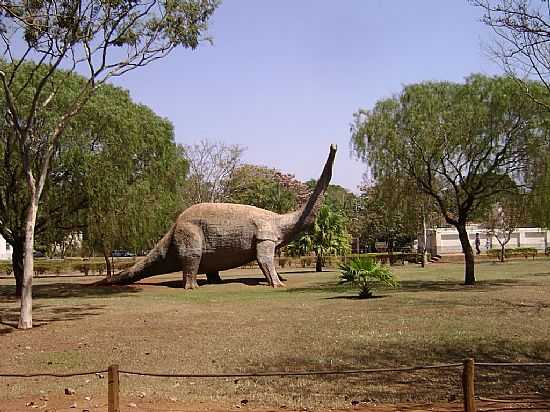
left=398, top=278, right=539, bottom=293
left=0, top=282, right=140, bottom=335
left=139, top=277, right=270, bottom=288
left=0, top=303, right=108, bottom=335
left=278, top=269, right=317, bottom=274
left=241, top=339, right=550, bottom=403
left=284, top=282, right=354, bottom=295
left=0, top=282, right=140, bottom=300
left=326, top=294, right=387, bottom=300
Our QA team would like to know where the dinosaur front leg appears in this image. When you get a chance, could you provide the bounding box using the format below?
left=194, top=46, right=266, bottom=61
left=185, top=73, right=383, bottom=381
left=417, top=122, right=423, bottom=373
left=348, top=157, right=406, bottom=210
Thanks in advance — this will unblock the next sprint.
left=256, top=240, right=284, bottom=288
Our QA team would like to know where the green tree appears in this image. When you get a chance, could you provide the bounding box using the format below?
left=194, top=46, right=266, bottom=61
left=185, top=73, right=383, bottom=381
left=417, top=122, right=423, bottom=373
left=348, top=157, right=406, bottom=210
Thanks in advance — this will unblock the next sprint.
left=287, top=204, right=351, bottom=272
left=305, top=180, right=357, bottom=213
left=0, top=0, right=218, bottom=328
left=351, top=75, right=546, bottom=285
left=0, top=64, right=93, bottom=297
left=529, top=159, right=550, bottom=230
left=0, top=67, right=186, bottom=292
left=359, top=176, right=422, bottom=253
left=78, top=85, right=187, bottom=277
left=226, top=164, right=305, bottom=213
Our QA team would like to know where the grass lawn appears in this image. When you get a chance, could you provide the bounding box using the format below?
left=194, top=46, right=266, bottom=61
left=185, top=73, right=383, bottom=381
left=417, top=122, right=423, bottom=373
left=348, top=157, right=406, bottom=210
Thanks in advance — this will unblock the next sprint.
left=1, top=259, right=550, bottom=410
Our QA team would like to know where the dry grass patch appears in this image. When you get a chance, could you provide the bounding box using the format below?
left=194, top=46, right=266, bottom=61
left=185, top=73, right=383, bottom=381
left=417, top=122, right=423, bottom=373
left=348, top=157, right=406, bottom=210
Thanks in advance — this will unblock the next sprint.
left=1, top=260, right=550, bottom=410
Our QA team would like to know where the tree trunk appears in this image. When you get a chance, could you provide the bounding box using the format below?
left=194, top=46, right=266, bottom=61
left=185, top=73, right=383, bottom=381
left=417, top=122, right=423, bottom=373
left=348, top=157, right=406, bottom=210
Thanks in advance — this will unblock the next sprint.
left=500, top=244, right=505, bottom=262
left=456, top=223, right=476, bottom=285
left=103, top=248, right=113, bottom=278
left=421, top=214, right=427, bottom=268
left=315, top=253, right=323, bottom=272
left=19, top=201, right=38, bottom=329
left=12, top=240, right=24, bottom=298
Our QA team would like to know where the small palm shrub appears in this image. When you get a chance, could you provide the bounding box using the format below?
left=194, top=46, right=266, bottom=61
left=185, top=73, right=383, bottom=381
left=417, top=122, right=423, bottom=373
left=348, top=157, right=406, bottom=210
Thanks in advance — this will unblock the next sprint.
left=340, top=257, right=398, bottom=299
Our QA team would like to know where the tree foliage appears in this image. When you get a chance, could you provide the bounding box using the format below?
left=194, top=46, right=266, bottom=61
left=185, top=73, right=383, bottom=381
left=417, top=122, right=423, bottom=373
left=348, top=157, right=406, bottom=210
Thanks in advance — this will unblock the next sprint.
left=226, top=164, right=304, bottom=213
left=0, top=64, right=186, bottom=280
left=351, top=74, right=547, bottom=285
left=287, top=204, right=351, bottom=272
left=359, top=176, right=425, bottom=252
left=528, top=157, right=550, bottom=228
left=78, top=84, right=187, bottom=275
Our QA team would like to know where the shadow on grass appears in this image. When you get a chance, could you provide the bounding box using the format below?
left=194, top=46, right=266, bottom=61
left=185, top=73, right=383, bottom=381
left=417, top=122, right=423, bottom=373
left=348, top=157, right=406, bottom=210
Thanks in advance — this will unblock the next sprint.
left=398, top=278, right=542, bottom=293
left=326, top=294, right=387, bottom=300
left=139, top=277, right=270, bottom=288
left=278, top=269, right=318, bottom=275
left=0, top=282, right=140, bottom=335
left=243, top=339, right=550, bottom=403
left=0, top=302, right=109, bottom=334
left=0, top=282, right=140, bottom=300
left=281, top=277, right=545, bottom=301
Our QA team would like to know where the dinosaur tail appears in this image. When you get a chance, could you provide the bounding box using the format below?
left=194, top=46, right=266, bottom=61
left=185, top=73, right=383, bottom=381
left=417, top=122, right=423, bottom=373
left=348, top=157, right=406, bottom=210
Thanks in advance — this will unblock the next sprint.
left=95, top=226, right=177, bottom=286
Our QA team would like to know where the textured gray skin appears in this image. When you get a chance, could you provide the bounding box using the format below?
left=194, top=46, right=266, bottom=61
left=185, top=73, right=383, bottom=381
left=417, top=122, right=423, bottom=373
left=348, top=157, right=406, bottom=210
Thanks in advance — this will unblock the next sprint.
left=99, top=145, right=337, bottom=289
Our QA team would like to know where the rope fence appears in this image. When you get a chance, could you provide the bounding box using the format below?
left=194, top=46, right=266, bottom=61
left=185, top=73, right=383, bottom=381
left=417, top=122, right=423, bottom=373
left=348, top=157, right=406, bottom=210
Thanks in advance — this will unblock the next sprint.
left=2, top=359, right=550, bottom=412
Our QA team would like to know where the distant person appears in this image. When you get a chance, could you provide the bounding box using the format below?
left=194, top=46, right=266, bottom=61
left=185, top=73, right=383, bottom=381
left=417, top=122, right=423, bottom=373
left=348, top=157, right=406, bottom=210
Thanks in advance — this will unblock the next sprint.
left=475, top=233, right=481, bottom=255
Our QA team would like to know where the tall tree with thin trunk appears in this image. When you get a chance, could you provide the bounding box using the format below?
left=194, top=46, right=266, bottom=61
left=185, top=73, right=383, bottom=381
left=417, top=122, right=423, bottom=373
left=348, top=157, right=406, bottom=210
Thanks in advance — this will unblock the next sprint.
left=0, top=0, right=219, bottom=328
left=351, top=74, right=546, bottom=285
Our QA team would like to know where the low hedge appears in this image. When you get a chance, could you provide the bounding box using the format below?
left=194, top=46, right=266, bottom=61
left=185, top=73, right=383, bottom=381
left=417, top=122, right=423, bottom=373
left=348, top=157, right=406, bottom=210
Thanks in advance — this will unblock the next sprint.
left=274, top=253, right=421, bottom=269
left=0, top=258, right=138, bottom=277
left=487, top=247, right=538, bottom=259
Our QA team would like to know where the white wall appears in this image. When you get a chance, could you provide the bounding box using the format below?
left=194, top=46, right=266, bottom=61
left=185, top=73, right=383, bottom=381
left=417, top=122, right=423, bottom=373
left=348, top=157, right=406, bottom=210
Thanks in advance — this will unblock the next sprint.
left=0, top=235, right=13, bottom=260
left=420, top=226, right=549, bottom=255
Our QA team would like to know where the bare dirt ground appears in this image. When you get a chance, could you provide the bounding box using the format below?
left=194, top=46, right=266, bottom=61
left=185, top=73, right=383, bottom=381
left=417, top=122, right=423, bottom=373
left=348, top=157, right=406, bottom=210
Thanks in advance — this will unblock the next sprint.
left=1, top=261, right=550, bottom=411
left=2, top=394, right=550, bottom=411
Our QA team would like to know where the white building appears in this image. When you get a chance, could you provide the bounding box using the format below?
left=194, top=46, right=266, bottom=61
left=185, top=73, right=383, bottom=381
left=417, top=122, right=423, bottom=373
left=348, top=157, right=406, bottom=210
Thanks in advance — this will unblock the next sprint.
left=0, top=235, right=13, bottom=260
left=419, top=225, right=550, bottom=255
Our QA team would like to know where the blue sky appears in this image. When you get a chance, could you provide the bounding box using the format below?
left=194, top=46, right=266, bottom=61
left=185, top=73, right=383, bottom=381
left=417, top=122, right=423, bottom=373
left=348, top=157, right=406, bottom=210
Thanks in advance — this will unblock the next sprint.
left=113, top=1, right=501, bottom=193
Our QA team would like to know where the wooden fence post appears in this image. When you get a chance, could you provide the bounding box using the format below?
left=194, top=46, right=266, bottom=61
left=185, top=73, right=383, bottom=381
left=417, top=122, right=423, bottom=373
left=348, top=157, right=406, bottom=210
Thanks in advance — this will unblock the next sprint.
left=462, top=358, right=476, bottom=412
left=108, top=364, right=120, bottom=412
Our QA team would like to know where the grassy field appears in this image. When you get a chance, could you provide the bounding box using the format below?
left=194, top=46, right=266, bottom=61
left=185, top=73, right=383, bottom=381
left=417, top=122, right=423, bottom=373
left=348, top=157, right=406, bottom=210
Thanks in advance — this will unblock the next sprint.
left=1, top=259, right=550, bottom=410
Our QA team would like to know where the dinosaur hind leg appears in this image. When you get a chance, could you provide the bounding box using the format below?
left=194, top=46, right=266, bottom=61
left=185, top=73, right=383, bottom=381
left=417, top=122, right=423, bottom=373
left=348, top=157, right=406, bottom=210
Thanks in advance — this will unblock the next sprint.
left=206, top=271, right=222, bottom=284
left=256, top=240, right=284, bottom=288
left=173, top=223, right=203, bottom=290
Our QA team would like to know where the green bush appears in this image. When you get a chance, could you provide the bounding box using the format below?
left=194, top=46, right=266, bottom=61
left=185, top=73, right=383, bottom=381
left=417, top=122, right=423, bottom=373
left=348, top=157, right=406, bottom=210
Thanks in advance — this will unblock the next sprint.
left=487, top=247, right=537, bottom=259
left=340, top=257, right=399, bottom=299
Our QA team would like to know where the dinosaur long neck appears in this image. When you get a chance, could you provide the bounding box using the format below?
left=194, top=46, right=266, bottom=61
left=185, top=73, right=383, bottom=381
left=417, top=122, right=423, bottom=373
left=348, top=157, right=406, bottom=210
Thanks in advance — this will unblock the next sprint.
left=279, top=145, right=336, bottom=243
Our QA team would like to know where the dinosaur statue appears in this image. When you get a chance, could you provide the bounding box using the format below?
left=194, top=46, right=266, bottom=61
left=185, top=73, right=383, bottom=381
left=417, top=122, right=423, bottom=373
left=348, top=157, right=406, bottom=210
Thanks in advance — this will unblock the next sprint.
left=99, top=144, right=337, bottom=289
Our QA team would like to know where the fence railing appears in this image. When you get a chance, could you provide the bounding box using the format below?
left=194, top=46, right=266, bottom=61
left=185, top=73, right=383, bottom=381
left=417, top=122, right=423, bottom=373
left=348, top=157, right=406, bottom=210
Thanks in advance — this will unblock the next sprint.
left=2, top=358, right=550, bottom=412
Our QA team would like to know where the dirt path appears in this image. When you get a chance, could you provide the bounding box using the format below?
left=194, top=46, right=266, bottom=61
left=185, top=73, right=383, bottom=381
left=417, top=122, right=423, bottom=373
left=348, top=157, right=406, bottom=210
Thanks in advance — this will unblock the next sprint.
left=2, top=396, right=549, bottom=412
